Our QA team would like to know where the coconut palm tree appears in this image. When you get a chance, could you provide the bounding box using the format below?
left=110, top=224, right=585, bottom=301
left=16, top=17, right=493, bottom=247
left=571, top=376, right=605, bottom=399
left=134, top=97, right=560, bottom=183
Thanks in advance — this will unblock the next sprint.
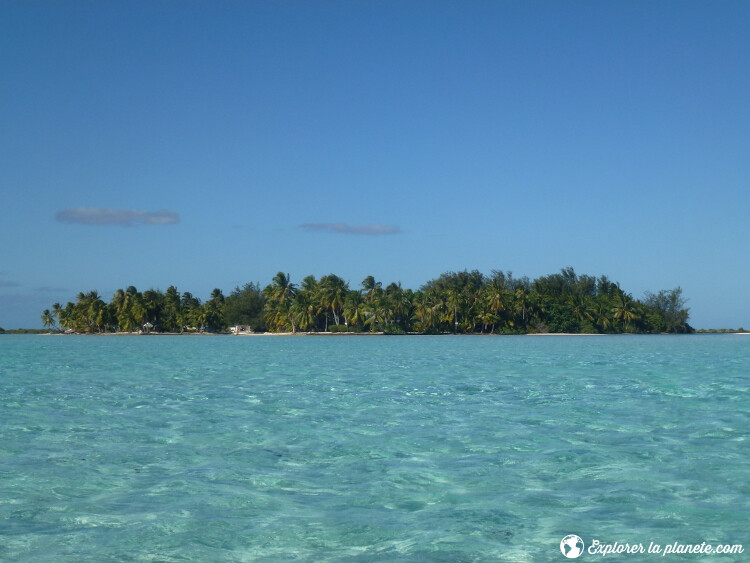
left=162, top=286, right=182, bottom=332
left=112, top=287, right=141, bottom=332
left=361, top=276, right=382, bottom=303
left=263, top=272, right=298, bottom=332
left=319, top=274, right=348, bottom=329
left=180, top=291, right=201, bottom=331
left=384, top=283, right=411, bottom=330
left=445, top=287, right=463, bottom=333
left=514, top=286, right=531, bottom=329
left=268, top=273, right=297, bottom=303
left=55, top=302, right=72, bottom=331
left=425, top=290, right=448, bottom=332
left=51, top=302, right=63, bottom=328
left=203, top=288, right=226, bottom=332
left=297, top=276, right=322, bottom=330
left=290, top=291, right=315, bottom=331
left=191, top=306, right=208, bottom=331
left=41, top=309, right=55, bottom=330
left=141, top=289, right=164, bottom=326
left=591, top=302, right=612, bottom=332
left=612, top=292, right=638, bottom=332
left=568, top=295, right=593, bottom=324
left=412, top=292, right=427, bottom=332
left=344, top=290, right=366, bottom=331
left=363, top=293, right=389, bottom=332
left=482, top=278, right=508, bottom=333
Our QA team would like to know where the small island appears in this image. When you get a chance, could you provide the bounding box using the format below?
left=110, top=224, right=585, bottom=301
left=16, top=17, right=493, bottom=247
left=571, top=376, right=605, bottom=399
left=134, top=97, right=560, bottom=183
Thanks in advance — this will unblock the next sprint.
left=39, top=267, right=692, bottom=335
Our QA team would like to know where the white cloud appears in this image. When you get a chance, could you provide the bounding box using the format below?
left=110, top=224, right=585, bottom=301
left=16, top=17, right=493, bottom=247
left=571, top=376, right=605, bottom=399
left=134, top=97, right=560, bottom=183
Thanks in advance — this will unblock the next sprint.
left=55, top=207, right=180, bottom=227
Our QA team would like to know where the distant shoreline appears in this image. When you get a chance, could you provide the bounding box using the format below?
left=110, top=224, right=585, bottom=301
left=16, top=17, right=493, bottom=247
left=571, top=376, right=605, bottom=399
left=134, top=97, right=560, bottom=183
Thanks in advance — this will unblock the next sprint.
left=13, top=330, right=747, bottom=336
left=39, top=268, right=695, bottom=336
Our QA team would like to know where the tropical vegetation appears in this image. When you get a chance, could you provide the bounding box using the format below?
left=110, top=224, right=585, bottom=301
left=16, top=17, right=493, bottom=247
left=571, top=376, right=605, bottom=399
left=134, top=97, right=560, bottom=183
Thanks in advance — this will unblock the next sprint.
left=40, top=268, right=693, bottom=334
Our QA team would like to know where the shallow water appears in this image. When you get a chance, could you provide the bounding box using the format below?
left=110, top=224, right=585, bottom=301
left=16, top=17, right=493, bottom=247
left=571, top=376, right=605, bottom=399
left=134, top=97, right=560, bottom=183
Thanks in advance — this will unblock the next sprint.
left=0, top=334, right=748, bottom=561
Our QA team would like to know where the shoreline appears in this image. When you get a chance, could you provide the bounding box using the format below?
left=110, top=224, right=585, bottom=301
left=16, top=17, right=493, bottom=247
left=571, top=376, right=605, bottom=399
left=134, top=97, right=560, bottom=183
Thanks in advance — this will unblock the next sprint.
left=27, top=331, right=717, bottom=337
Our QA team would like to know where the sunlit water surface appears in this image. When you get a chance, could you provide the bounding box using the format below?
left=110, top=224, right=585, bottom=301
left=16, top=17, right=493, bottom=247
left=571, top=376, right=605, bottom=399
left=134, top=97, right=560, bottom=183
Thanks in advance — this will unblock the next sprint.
left=0, top=335, right=748, bottom=561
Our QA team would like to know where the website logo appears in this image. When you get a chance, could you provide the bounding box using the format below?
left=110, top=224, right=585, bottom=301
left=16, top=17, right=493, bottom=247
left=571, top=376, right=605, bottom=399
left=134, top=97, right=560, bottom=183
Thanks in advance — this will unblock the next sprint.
left=561, top=535, right=585, bottom=558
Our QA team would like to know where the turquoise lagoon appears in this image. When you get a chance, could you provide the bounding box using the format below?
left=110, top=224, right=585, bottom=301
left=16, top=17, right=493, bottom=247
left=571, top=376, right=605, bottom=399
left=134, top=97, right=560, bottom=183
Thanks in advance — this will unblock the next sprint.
left=0, top=335, right=748, bottom=561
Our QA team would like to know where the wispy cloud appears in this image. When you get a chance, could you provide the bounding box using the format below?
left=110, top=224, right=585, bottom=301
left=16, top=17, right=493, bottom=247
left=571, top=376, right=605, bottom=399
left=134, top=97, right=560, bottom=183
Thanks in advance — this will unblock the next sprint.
left=300, top=223, right=401, bottom=236
left=34, top=286, right=70, bottom=293
left=55, top=207, right=180, bottom=227
left=0, top=280, right=20, bottom=288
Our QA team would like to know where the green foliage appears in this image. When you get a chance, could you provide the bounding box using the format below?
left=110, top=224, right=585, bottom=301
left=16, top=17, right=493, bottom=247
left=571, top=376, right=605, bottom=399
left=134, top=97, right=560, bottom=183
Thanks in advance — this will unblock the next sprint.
left=224, top=283, right=266, bottom=331
left=543, top=302, right=580, bottom=333
left=44, top=267, right=693, bottom=335
left=643, top=288, right=691, bottom=333
left=44, top=286, right=231, bottom=333
left=263, top=272, right=298, bottom=332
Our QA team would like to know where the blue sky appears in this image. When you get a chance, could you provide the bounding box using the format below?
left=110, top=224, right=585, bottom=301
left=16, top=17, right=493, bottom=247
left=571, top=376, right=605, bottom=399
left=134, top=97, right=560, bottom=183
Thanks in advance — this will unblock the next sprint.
left=1, top=1, right=748, bottom=329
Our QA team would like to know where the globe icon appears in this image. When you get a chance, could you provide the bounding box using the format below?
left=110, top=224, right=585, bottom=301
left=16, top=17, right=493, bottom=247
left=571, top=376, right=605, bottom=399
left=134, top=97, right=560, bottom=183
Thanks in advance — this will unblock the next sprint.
left=560, top=535, right=584, bottom=558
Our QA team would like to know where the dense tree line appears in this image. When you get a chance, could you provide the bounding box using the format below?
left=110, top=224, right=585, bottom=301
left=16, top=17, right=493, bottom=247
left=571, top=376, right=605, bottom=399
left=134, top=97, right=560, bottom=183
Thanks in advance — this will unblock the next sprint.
left=41, top=286, right=229, bottom=334
left=41, top=268, right=692, bottom=334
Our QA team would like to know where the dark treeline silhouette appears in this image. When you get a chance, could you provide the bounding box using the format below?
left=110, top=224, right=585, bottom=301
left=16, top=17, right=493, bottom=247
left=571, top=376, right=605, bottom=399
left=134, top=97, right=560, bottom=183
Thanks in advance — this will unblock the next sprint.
left=41, top=267, right=692, bottom=334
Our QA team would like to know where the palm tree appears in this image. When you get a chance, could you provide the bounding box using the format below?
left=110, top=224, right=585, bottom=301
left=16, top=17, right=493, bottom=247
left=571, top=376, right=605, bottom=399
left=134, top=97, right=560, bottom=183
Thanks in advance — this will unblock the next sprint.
left=269, top=273, right=297, bottom=303
left=141, top=289, right=164, bottom=326
left=514, top=286, right=531, bottom=329
left=263, top=272, right=298, bottom=332
left=480, top=311, right=500, bottom=334
left=446, top=287, right=463, bottom=333
left=343, top=290, right=366, bottom=331
left=290, top=291, right=317, bottom=332
left=363, top=293, right=388, bottom=332
left=180, top=291, right=201, bottom=331
left=51, top=302, right=63, bottom=328
left=568, top=295, right=593, bottom=324
left=591, top=302, right=612, bottom=332
left=162, top=285, right=182, bottom=332
left=58, top=302, right=75, bottom=331
left=112, top=286, right=142, bottom=332
left=361, top=276, right=382, bottom=303
left=192, top=306, right=208, bottom=331
left=412, top=292, right=428, bottom=332
left=297, top=276, right=322, bottom=331
left=319, top=274, right=348, bottom=329
left=41, top=309, right=55, bottom=330
left=300, top=275, right=318, bottom=294
left=612, top=292, right=638, bottom=332
left=87, top=290, right=111, bottom=332
left=483, top=278, right=508, bottom=333
left=204, top=288, right=226, bottom=332
left=384, top=283, right=411, bottom=330
left=426, top=290, right=448, bottom=332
